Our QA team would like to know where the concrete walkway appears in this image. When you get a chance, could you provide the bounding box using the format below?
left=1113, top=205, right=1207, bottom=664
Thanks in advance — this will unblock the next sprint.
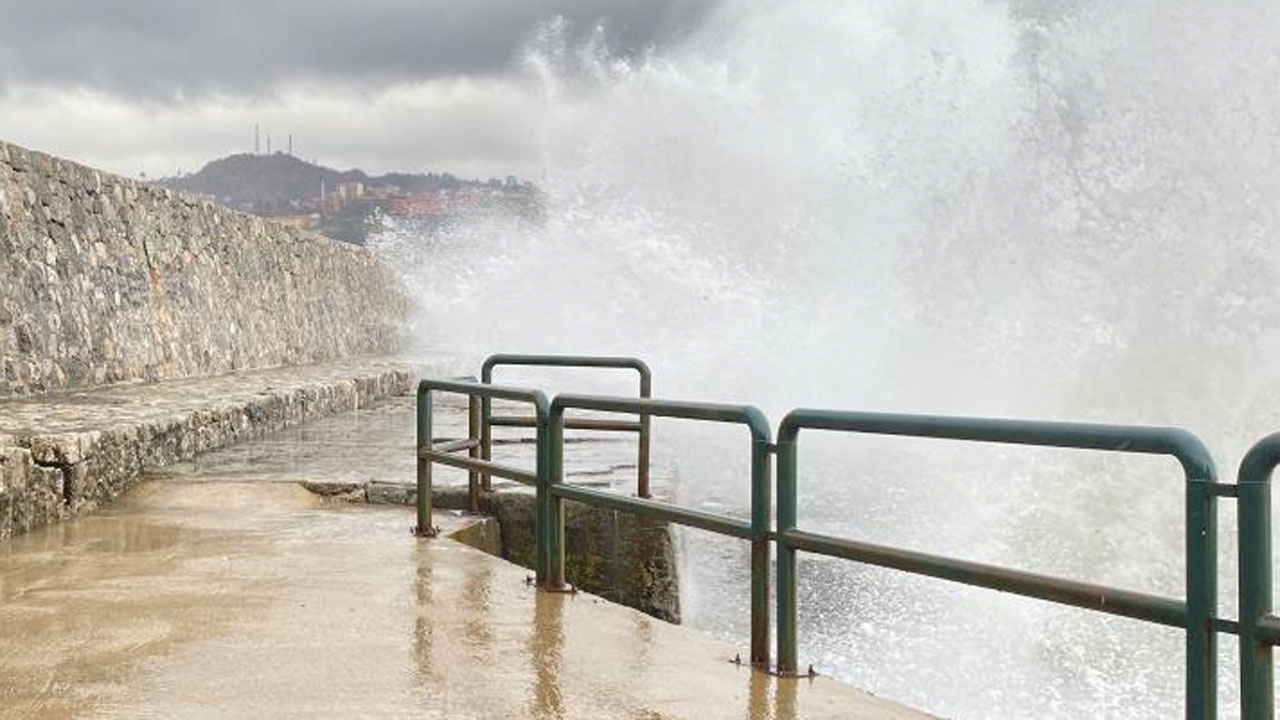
left=0, top=481, right=928, bottom=719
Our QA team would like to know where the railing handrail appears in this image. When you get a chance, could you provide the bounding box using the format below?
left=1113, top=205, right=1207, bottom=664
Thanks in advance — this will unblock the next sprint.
left=482, top=353, right=652, bottom=382
left=553, top=393, right=768, bottom=436
left=419, top=377, right=551, bottom=412
left=481, top=353, right=653, bottom=497
left=775, top=407, right=1219, bottom=718
left=777, top=408, right=1216, bottom=477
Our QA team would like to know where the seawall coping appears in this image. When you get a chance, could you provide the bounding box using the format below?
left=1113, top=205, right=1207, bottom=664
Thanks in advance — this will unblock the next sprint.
left=0, top=358, right=412, bottom=537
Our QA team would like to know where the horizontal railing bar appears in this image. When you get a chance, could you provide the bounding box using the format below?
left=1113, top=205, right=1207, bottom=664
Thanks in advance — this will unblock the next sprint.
left=432, top=438, right=479, bottom=453
left=491, top=414, right=641, bottom=432
left=779, top=409, right=1216, bottom=478
left=782, top=529, right=1188, bottom=628
left=551, top=484, right=755, bottom=540
left=420, top=449, right=537, bottom=486
left=1213, top=618, right=1241, bottom=636
left=553, top=394, right=770, bottom=438
left=418, top=378, right=548, bottom=407
left=1256, top=616, right=1280, bottom=645
left=562, top=418, right=643, bottom=432
left=1209, top=482, right=1239, bottom=498
left=488, top=414, right=540, bottom=427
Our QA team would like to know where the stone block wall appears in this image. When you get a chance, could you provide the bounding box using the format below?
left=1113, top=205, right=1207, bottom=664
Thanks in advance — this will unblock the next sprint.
left=0, top=446, right=64, bottom=534
left=479, top=491, right=680, bottom=623
left=0, top=138, right=406, bottom=396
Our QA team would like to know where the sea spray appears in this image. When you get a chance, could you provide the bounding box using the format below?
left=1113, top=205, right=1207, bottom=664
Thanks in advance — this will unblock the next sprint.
left=372, top=2, right=1280, bottom=715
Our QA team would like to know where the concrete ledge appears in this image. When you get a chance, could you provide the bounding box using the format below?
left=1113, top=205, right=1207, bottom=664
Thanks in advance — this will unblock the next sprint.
left=0, top=358, right=412, bottom=537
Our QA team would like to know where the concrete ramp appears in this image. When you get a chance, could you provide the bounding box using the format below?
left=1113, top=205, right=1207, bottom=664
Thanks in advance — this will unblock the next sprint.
left=0, top=480, right=928, bottom=719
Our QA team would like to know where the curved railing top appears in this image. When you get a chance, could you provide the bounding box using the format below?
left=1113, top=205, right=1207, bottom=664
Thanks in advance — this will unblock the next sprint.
left=416, top=377, right=550, bottom=418
left=482, top=353, right=652, bottom=390
left=1238, top=431, right=1280, bottom=485
left=778, top=408, right=1216, bottom=481
left=551, top=393, right=770, bottom=442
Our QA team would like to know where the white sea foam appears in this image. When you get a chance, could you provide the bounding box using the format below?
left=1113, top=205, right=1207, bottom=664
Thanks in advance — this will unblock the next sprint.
left=372, top=2, right=1280, bottom=715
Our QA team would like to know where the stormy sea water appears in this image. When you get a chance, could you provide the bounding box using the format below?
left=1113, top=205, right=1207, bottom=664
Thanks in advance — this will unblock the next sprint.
left=371, top=1, right=1280, bottom=716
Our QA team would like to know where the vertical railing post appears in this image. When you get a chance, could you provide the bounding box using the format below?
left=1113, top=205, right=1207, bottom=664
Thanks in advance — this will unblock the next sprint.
left=542, top=399, right=568, bottom=586
left=775, top=427, right=799, bottom=675
left=1184, top=473, right=1217, bottom=720
left=1238, top=436, right=1278, bottom=719
left=638, top=368, right=652, bottom=499
left=748, top=410, right=772, bottom=668
left=480, top=364, right=494, bottom=493
left=414, top=383, right=435, bottom=537
left=467, top=395, right=481, bottom=512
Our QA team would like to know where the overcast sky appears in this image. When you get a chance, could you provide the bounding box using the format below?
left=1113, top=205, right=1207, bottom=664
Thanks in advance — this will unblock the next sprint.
left=0, top=0, right=715, bottom=180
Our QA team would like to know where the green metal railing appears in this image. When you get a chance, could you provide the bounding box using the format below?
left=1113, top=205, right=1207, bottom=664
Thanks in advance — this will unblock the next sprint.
left=545, top=393, right=773, bottom=665
left=415, top=379, right=549, bottom=563
left=481, top=354, right=653, bottom=497
left=775, top=409, right=1219, bottom=716
left=413, top=362, right=1280, bottom=718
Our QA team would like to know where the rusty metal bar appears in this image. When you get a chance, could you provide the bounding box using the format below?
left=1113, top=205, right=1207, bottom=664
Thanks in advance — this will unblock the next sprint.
left=432, top=438, right=479, bottom=453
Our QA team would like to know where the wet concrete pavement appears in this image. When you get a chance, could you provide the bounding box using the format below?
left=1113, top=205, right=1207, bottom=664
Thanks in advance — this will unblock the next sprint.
left=0, top=481, right=927, bottom=719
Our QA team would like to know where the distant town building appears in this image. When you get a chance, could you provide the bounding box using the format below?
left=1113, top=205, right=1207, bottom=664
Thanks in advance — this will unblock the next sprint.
left=334, top=181, right=364, bottom=201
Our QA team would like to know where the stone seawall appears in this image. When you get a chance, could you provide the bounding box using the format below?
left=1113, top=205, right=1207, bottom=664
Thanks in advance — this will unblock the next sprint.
left=0, top=139, right=406, bottom=396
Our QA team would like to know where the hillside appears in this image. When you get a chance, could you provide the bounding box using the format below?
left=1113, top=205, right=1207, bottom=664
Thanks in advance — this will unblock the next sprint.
left=162, top=153, right=471, bottom=212
left=160, top=153, right=541, bottom=244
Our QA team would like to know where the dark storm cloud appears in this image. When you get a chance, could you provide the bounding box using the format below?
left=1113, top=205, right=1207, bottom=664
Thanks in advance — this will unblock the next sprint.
left=0, top=0, right=716, bottom=99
